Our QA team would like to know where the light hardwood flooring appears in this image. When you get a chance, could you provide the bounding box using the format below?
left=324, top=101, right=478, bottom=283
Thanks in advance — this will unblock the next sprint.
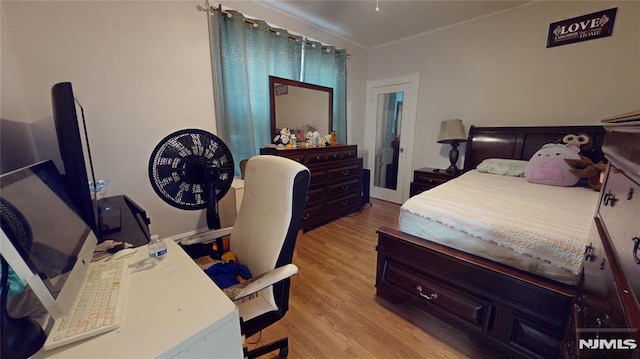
left=246, top=198, right=506, bottom=359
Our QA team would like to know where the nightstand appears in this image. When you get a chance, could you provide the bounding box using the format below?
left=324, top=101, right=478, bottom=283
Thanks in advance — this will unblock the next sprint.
left=409, top=167, right=457, bottom=197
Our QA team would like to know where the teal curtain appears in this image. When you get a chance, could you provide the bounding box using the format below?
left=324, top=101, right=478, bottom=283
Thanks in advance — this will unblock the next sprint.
left=302, top=41, right=348, bottom=145
left=210, top=8, right=347, bottom=172
left=211, top=9, right=302, bottom=175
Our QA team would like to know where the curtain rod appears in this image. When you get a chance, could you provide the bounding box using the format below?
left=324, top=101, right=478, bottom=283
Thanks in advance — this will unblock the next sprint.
left=201, top=2, right=350, bottom=58
left=209, top=6, right=302, bottom=41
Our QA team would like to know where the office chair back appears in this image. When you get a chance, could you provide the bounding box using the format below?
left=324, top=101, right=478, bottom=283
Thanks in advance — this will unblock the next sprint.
left=229, top=155, right=309, bottom=333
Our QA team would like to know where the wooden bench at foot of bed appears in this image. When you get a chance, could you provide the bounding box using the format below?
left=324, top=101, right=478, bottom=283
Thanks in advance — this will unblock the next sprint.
left=376, top=226, right=576, bottom=359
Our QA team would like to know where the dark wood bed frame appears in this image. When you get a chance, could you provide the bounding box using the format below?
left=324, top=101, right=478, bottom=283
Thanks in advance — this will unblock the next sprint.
left=376, top=125, right=606, bottom=359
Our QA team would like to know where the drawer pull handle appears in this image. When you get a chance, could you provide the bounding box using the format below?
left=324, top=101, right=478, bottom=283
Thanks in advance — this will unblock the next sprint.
left=600, top=258, right=606, bottom=270
left=628, top=188, right=634, bottom=200
left=596, top=314, right=610, bottom=330
left=633, top=237, right=640, bottom=264
left=303, top=214, right=310, bottom=220
left=342, top=170, right=350, bottom=176
left=416, top=285, right=438, bottom=300
left=584, top=242, right=594, bottom=262
left=603, top=191, right=617, bottom=206
left=341, top=185, right=349, bottom=192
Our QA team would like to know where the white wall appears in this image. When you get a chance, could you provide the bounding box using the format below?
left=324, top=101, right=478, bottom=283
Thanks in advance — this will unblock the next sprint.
left=368, top=1, right=640, bottom=171
left=0, top=0, right=368, bottom=238
left=3, top=1, right=637, bottom=237
left=1, top=7, right=38, bottom=171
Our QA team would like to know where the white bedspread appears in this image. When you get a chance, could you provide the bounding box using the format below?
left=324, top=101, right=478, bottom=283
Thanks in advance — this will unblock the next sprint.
left=400, top=170, right=599, bottom=279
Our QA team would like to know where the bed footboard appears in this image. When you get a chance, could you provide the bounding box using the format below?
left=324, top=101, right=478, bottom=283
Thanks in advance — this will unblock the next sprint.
left=376, top=226, right=575, bottom=359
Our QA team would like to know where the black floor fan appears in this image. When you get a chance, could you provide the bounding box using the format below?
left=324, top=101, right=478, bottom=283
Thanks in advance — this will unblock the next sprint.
left=148, top=129, right=235, bottom=257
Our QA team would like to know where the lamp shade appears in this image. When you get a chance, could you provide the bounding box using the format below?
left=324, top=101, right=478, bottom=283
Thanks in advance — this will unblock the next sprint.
left=437, top=119, right=467, bottom=144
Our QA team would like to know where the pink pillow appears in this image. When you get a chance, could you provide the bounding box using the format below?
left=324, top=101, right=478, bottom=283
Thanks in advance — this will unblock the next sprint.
left=525, top=144, right=581, bottom=186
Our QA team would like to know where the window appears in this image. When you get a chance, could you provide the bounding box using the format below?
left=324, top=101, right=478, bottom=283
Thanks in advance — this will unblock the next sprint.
left=210, top=7, right=347, bottom=174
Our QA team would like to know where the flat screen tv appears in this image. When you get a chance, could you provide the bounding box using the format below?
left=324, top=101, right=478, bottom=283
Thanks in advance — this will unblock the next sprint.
left=51, top=82, right=101, bottom=241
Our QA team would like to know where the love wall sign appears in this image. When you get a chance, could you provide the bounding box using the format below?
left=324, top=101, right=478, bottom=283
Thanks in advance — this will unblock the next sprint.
left=547, top=8, right=617, bottom=48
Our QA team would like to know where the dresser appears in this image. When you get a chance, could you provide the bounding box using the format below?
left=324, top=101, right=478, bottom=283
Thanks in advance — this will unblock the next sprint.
left=570, top=114, right=640, bottom=358
left=260, top=145, right=362, bottom=231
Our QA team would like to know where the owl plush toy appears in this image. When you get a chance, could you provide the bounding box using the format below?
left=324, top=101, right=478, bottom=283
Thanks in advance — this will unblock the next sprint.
left=557, top=133, right=606, bottom=191
left=557, top=133, right=594, bottom=157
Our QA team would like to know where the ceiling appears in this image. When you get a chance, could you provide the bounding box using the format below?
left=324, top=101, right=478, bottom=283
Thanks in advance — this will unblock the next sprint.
left=262, top=0, right=531, bottom=48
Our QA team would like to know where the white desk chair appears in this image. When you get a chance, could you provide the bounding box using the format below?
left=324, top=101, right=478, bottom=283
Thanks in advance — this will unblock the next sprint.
left=182, top=155, right=309, bottom=358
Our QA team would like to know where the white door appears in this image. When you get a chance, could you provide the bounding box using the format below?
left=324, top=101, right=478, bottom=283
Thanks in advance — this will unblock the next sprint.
left=365, top=74, right=420, bottom=204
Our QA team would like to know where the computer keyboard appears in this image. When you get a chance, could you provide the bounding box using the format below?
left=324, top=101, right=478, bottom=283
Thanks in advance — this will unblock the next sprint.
left=43, top=258, right=130, bottom=350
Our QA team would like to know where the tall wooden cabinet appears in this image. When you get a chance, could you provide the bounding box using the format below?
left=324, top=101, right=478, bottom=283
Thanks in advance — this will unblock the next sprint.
left=570, top=113, right=640, bottom=358
left=260, top=145, right=362, bottom=231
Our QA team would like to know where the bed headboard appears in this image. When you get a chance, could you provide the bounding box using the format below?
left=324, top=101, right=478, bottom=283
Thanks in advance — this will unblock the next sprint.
left=462, top=125, right=606, bottom=171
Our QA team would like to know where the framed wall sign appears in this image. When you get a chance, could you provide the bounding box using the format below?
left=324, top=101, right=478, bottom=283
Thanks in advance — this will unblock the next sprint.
left=547, top=8, right=617, bottom=48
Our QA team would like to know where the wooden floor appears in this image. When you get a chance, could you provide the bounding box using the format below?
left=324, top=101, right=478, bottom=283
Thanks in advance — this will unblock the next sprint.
left=246, top=198, right=506, bottom=359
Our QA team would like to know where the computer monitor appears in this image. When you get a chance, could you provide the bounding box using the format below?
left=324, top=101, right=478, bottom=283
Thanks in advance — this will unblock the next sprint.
left=51, top=82, right=101, bottom=240
left=0, top=160, right=98, bottom=320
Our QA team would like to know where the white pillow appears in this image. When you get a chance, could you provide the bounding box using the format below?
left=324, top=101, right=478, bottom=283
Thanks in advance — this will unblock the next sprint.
left=476, top=158, right=528, bottom=177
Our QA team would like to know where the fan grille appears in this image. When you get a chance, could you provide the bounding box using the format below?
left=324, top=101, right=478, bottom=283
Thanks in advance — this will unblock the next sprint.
left=148, top=129, right=234, bottom=210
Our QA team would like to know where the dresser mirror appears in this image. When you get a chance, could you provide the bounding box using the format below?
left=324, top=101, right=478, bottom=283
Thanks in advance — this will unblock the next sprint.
left=269, top=76, right=333, bottom=139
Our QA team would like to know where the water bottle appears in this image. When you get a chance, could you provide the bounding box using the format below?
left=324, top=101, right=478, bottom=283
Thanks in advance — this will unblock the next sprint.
left=148, top=234, right=167, bottom=260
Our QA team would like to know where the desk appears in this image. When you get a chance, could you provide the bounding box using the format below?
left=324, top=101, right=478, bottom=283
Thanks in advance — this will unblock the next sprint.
left=98, top=195, right=151, bottom=247
left=33, top=239, right=243, bottom=358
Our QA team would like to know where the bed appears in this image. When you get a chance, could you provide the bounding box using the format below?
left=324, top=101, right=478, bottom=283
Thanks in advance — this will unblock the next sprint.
left=375, top=125, right=606, bottom=359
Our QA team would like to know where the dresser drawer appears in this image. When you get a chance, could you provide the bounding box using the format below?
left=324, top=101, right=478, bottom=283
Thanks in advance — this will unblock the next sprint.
left=283, top=152, right=306, bottom=164
left=414, top=174, right=449, bottom=187
left=340, top=148, right=356, bottom=160
left=410, top=182, right=436, bottom=197
left=327, top=164, right=360, bottom=182
left=309, top=170, right=326, bottom=187
left=306, top=152, right=327, bottom=164
left=325, top=150, right=343, bottom=162
left=306, top=187, right=325, bottom=204
left=410, top=168, right=456, bottom=197
left=326, top=192, right=360, bottom=210
left=327, top=178, right=359, bottom=200
left=598, top=164, right=640, bottom=298
left=579, top=220, right=627, bottom=335
left=509, top=314, right=563, bottom=359
left=302, top=203, right=324, bottom=223
left=381, top=260, right=490, bottom=328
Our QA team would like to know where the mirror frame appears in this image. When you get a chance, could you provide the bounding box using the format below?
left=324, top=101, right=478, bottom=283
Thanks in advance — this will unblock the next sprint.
left=269, top=76, right=333, bottom=137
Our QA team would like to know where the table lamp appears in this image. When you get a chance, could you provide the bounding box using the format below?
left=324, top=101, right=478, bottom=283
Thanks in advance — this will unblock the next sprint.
left=437, top=119, right=467, bottom=174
